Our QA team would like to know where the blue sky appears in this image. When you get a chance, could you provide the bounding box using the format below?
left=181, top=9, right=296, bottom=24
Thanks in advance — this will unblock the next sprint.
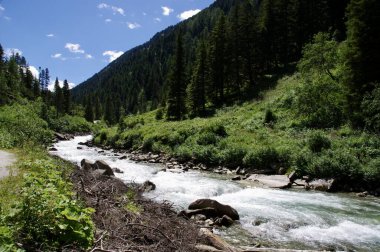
left=0, top=0, right=214, bottom=89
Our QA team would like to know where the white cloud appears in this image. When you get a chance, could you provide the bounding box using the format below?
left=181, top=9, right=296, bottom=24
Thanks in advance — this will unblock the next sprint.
left=127, top=22, right=141, bottom=29
left=4, top=48, right=22, bottom=58
left=142, top=12, right=147, bottom=16
left=177, top=9, right=201, bottom=21
left=154, top=17, right=161, bottom=23
left=51, top=53, right=62, bottom=59
left=46, top=34, right=55, bottom=38
left=48, top=80, right=76, bottom=92
left=105, top=18, right=112, bottom=23
left=0, top=5, right=5, bottom=11
left=3, top=16, right=11, bottom=21
left=29, top=66, right=39, bottom=79
left=97, top=3, right=125, bottom=16
left=103, top=50, right=123, bottom=62
left=65, top=43, right=85, bottom=54
left=161, top=6, right=173, bottom=16
left=85, top=54, right=93, bottom=59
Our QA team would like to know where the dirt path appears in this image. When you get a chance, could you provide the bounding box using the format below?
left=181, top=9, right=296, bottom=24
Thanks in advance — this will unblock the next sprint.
left=0, top=150, right=16, bottom=179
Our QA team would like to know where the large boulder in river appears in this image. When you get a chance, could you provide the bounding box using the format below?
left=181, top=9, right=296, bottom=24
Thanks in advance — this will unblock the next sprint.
left=188, top=199, right=239, bottom=220
left=94, top=160, right=115, bottom=176
left=81, top=159, right=94, bottom=171
left=139, top=180, right=156, bottom=192
left=308, top=179, right=336, bottom=192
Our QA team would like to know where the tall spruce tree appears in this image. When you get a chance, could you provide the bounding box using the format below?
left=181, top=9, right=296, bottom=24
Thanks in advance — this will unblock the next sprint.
left=166, top=31, right=186, bottom=120
left=187, top=41, right=208, bottom=117
left=344, top=0, right=380, bottom=126
left=84, top=98, right=94, bottom=122
left=62, top=79, right=71, bottom=114
left=104, top=97, right=116, bottom=125
left=209, top=15, right=227, bottom=106
left=54, top=78, right=63, bottom=116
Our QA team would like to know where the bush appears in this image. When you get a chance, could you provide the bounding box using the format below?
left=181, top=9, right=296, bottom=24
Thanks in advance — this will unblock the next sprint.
left=0, top=102, right=53, bottom=147
left=263, top=108, right=277, bottom=125
left=196, top=132, right=218, bottom=145
left=308, top=131, right=331, bottom=153
left=48, top=115, right=92, bottom=133
left=155, top=108, right=164, bottom=120
left=201, top=122, right=227, bottom=137
left=361, top=83, right=380, bottom=133
left=12, top=171, right=94, bottom=250
left=219, top=146, right=247, bottom=167
left=362, top=158, right=380, bottom=188
left=243, top=146, right=289, bottom=171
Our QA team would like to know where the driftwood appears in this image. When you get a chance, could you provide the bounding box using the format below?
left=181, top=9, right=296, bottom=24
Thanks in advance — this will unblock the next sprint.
left=199, top=228, right=239, bottom=252
left=195, top=244, right=223, bottom=252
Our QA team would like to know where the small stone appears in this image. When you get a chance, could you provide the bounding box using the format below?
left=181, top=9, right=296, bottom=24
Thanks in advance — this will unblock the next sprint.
left=231, top=176, right=241, bottom=181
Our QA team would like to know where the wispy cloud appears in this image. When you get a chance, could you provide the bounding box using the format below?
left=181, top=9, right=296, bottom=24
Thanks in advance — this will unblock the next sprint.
left=161, top=6, right=173, bottom=16
left=127, top=22, right=141, bottom=29
left=51, top=53, right=62, bottom=58
left=103, top=50, right=123, bottom=62
left=98, top=3, right=125, bottom=16
left=0, top=5, right=5, bottom=11
left=177, top=9, right=201, bottom=21
left=65, top=43, right=85, bottom=54
left=85, top=54, right=93, bottom=59
left=46, top=34, right=55, bottom=38
left=105, top=18, right=112, bottom=23
left=5, top=48, right=22, bottom=58
left=154, top=17, right=161, bottom=23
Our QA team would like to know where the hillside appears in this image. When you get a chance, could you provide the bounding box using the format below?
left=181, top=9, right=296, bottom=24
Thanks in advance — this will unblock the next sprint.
left=72, top=0, right=348, bottom=119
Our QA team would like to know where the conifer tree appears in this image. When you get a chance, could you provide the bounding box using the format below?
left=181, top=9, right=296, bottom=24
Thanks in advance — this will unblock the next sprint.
left=104, top=97, right=116, bottom=124
left=94, top=97, right=102, bottom=120
left=166, top=31, right=186, bottom=120
left=62, top=79, right=71, bottom=114
left=187, top=41, right=207, bottom=117
left=84, top=98, right=94, bottom=122
left=209, top=15, right=227, bottom=106
left=54, top=78, right=63, bottom=116
left=344, top=0, right=380, bottom=125
left=33, top=78, right=40, bottom=98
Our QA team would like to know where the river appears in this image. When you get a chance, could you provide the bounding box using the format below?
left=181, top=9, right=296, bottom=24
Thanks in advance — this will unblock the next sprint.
left=52, top=135, right=380, bottom=251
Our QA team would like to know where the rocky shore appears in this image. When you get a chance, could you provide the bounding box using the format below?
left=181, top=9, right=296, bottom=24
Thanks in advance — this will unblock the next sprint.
left=79, top=139, right=376, bottom=195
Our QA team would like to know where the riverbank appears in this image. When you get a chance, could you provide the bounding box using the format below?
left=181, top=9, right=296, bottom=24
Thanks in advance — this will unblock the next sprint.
left=92, top=74, right=380, bottom=195
left=51, top=135, right=380, bottom=251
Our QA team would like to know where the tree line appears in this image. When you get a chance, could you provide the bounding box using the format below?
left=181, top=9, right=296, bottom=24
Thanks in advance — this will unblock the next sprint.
left=0, top=44, right=72, bottom=118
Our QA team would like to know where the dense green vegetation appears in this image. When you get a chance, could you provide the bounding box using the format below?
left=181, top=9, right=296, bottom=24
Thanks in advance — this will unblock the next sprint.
left=0, top=148, right=95, bottom=251
left=0, top=45, right=95, bottom=250
left=81, top=0, right=380, bottom=192
left=73, top=0, right=349, bottom=121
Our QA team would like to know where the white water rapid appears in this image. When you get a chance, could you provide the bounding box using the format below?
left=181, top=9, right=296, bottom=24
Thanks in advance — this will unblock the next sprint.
left=52, top=135, right=380, bottom=251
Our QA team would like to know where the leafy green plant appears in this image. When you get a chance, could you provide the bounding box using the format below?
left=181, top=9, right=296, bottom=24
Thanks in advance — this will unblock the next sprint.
left=308, top=131, right=331, bottom=153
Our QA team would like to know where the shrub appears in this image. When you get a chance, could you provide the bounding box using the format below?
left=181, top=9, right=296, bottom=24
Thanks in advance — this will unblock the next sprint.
left=12, top=171, right=95, bottom=250
left=155, top=108, right=164, bottom=120
left=202, top=122, right=227, bottom=137
left=263, top=108, right=277, bottom=125
left=48, top=115, right=92, bottom=133
left=308, top=131, right=331, bottom=153
left=196, top=132, right=218, bottom=145
left=362, top=158, right=380, bottom=188
left=243, top=146, right=289, bottom=171
left=361, top=83, right=380, bottom=133
left=219, top=146, right=247, bottom=167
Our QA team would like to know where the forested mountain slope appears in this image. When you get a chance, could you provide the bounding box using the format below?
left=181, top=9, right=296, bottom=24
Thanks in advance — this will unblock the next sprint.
left=72, top=0, right=348, bottom=121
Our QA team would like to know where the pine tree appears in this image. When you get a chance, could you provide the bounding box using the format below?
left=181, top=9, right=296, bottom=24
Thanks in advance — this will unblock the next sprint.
left=209, top=15, right=227, bottom=106
left=44, top=68, right=50, bottom=91
left=344, top=0, right=380, bottom=126
left=84, top=98, right=94, bottom=122
left=187, top=41, right=207, bottom=117
left=166, top=31, right=186, bottom=120
left=33, top=78, right=40, bottom=98
left=39, top=68, right=46, bottom=91
left=0, top=44, right=4, bottom=70
left=104, top=97, right=116, bottom=125
left=94, top=97, right=102, bottom=120
left=54, top=78, right=63, bottom=116
left=62, top=79, right=71, bottom=114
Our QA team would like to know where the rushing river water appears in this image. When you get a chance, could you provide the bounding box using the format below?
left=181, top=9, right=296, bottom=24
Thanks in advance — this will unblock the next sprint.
left=52, top=135, right=380, bottom=251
